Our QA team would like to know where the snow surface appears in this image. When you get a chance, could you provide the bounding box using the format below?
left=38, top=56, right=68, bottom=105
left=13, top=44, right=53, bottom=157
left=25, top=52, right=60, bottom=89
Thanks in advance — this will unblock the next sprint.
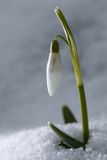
left=0, top=120, right=107, bottom=160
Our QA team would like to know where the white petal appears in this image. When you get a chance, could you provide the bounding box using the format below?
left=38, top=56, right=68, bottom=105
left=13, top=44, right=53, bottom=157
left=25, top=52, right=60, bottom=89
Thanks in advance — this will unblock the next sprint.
left=46, top=52, right=62, bottom=96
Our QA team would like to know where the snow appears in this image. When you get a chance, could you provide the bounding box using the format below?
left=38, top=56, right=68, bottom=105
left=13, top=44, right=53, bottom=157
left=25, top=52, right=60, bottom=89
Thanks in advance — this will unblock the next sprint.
left=0, top=120, right=107, bottom=160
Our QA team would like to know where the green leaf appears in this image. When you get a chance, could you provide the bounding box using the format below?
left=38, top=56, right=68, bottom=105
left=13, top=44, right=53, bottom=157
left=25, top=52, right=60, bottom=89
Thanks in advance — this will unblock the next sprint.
left=58, top=140, right=71, bottom=149
left=62, top=105, right=77, bottom=124
left=48, top=122, right=85, bottom=149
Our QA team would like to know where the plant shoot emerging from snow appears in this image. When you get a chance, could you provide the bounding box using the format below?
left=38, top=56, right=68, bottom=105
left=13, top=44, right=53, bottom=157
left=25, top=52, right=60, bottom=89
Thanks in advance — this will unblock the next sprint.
left=46, top=7, right=89, bottom=148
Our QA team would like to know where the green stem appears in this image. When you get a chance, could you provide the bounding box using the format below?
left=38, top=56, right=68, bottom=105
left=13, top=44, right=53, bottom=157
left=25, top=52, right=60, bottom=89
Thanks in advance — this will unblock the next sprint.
left=55, top=35, right=69, bottom=45
left=78, top=84, right=89, bottom=144
left=54, top=7, right=89, bottom=145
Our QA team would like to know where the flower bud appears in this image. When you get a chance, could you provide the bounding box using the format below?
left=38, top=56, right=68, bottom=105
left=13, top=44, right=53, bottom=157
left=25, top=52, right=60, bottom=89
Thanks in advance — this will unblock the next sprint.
left=46, top=40, right=62, bottom=96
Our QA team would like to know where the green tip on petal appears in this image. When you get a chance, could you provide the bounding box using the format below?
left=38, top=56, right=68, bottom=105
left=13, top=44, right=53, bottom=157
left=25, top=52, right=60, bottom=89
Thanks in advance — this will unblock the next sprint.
left=50, top=40, right=59, bottom=53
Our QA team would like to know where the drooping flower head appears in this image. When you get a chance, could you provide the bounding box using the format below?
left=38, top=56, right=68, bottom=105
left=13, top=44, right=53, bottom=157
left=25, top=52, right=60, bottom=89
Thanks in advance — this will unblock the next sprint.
left=46, top=40, right=62, bottom=96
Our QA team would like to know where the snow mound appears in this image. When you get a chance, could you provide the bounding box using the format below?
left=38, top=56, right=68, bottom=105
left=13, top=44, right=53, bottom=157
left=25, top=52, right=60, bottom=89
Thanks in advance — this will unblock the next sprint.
left=0, top=120, right=107, bottom=160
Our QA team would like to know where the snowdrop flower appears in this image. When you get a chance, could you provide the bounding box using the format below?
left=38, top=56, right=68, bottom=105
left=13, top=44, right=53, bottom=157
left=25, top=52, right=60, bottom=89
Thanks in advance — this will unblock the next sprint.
left=47, top=7, right=89, bottom=146
left=46, top=40, right=62, bottom=96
